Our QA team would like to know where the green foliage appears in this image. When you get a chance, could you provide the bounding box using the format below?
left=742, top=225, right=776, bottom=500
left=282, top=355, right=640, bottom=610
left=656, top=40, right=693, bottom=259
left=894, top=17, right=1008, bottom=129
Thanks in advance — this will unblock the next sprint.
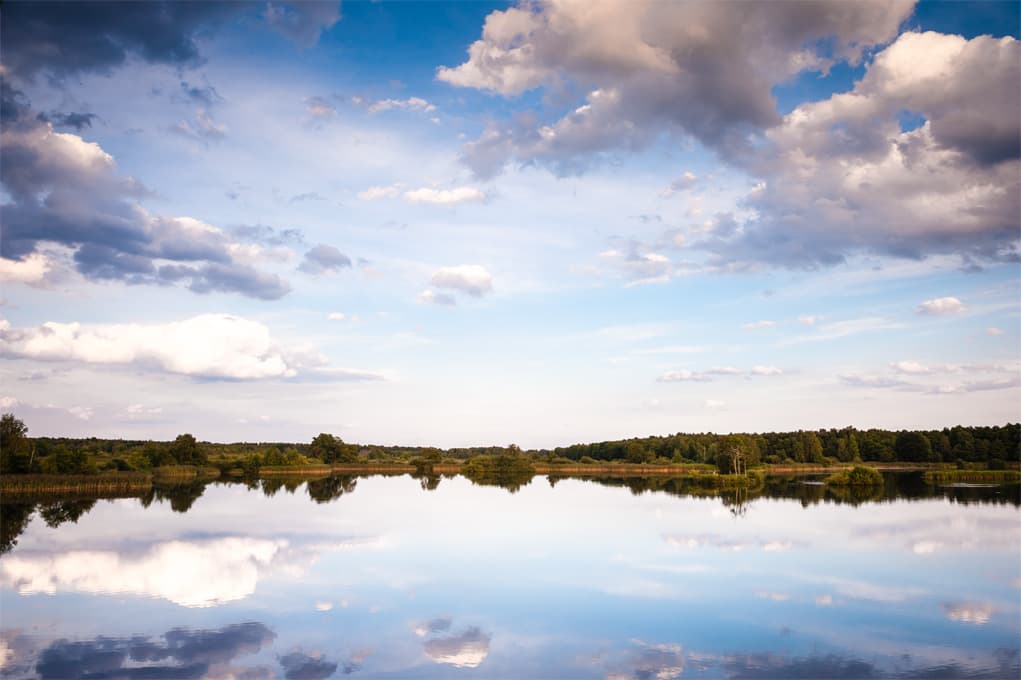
left=1, top=413, right=32, bottom=474
left=825, top=465, right=884, bottom=488
left=168, top=434, right=208, bottom=466
left=309, top=433, right=358, bottom=464
left=895, top=431, right=935, bottom=462
left=461, top=448, right=536, bottom=492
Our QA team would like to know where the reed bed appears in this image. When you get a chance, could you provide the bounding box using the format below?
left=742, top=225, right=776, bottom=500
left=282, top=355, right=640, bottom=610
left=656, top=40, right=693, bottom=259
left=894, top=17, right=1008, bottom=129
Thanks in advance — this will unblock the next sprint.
left=1, top=472, right=152, bottom=495
left=923, top=470, right=1020, bottom=484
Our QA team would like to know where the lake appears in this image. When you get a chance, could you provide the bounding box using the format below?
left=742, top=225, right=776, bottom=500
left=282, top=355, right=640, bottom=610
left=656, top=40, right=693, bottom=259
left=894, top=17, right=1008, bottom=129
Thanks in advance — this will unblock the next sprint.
left=1, top=473, right=1019, bottom=678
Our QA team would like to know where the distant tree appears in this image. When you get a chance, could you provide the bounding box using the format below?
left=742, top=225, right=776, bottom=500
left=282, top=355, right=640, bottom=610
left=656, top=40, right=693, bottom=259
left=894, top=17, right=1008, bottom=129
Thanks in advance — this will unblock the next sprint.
left=309, top=433, right=357, bottom=464
left=0, top=413, right=31, bottom=473
left=168, top=434, right=206, bottom=466
left=626, top=441, right=651, bottom=464
left=895, top=431, right=934, bottom=462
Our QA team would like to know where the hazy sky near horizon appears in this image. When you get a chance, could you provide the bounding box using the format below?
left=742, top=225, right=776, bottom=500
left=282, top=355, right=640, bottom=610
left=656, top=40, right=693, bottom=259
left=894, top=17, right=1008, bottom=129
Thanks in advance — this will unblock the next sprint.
left=0, top=0, right=1018, bottom=448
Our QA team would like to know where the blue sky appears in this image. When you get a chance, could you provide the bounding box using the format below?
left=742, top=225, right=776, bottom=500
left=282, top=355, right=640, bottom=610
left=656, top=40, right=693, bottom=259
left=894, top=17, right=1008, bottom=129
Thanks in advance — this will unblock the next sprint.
left=0, top=1, right=1018, bottom=447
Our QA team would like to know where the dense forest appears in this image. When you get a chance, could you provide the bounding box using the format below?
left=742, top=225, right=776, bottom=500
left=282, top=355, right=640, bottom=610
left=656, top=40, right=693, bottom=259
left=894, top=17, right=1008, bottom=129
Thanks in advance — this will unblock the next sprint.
left=1, top=413, right=1017, bottom=476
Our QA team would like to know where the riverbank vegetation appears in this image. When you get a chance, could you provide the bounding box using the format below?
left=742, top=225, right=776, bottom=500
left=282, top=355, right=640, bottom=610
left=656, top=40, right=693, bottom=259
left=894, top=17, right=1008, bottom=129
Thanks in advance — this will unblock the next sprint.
left=2, top=414, right=1017, bottom=490
left=825, top=466, right=885, bottom=488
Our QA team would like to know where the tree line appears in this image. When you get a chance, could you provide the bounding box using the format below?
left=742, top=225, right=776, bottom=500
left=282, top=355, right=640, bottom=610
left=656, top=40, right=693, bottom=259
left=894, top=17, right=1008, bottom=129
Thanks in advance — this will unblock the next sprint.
left=1, top=412, right=1017, bottom=477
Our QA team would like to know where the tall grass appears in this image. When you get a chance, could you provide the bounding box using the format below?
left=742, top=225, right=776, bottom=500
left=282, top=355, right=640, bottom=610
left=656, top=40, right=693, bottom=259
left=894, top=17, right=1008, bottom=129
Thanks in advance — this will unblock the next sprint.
left=1, top=472, right=152, bottom=495
left=924, top=470, right=1021, bottom=484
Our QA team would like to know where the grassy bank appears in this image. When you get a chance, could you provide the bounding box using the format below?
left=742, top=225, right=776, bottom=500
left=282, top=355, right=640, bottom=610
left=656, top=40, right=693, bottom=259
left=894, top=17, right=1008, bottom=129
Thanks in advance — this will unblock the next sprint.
left=537, top=463, right=716, bottom=475
left=259, top=464, right=333, bottom=476
left=923, top=470, right=1021, bottom=484
left=1, top=472, right=153, bottom=495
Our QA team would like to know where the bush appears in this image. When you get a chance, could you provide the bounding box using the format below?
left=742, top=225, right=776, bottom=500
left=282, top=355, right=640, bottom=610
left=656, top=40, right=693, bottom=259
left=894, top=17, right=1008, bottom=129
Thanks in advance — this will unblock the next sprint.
left=825, top=465, right=883, bottom=487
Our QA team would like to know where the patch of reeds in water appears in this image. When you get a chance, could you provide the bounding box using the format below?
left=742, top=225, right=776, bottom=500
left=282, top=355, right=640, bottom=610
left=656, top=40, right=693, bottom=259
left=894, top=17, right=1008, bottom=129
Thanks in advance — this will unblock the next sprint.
left=923, top=469, right=1021, bottom=484
left=1, top=472, right=152, bottom=495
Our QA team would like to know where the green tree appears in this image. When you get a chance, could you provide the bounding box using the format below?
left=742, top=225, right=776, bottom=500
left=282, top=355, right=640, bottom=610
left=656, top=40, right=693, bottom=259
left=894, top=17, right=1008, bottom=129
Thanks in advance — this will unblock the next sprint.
left=167, top=433, right=207, bottom=465
left=0, top=413, right=32, bottom=473
left=309, top=433, right=357, bottom=464
left=895, top=431, right=934, bottom=462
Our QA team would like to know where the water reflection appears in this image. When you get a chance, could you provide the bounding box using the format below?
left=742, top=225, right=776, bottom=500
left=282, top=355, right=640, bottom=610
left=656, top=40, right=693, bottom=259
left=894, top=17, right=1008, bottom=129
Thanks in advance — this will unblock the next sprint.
left=421, top=624, right=491, bottom=668
left=1, top=622, right=276, bottom=679
left=0, top=535, right=380, bottom=607
left=1, top=473, right=1017, bottom=679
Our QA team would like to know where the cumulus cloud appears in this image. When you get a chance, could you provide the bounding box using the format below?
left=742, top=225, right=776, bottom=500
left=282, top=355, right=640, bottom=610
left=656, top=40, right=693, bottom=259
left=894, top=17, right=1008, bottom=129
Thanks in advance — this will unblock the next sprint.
left=0, top=251, right=54, bottom=286
left=660, top=172, right=698, bottom=197
left=658, top=370, right=711, bottom=383
left=279, top=651, right=338, bottom=679
left=367, top=96, right=436, bottom=114
left=660, top=366, right=784, bottom=383
left=423, top=626, right=490, bottom=669
left=0, top=2, right=241, bottom=81
left=693, top=31, right=1020, bottom=267
left=30, top=623, right=275, bottom=680
left=598, top=249, right=671, bottom=285
left=0, top=314, right=299, bottom=380
left=890, top=360, right=930, bottom=374
left=299, top=244, right=352, bottom=275
left=917, top=296, right=966, bottom=315
left=403, top=187, right=486, bottom=205
left=358, top=184, right=485, bottom=205
left=1, top=537, right=287, bottom=607
left=417, top=290, right=457, bottom=306
left=430, top=265, right=494, bottom=297
left=264, top=1, right=342, bottom=49
left=440, top=0, right=914, bottom=177
left=0, top=86, right=289, bottom=299
left=358, top=184, right=402, bottom=200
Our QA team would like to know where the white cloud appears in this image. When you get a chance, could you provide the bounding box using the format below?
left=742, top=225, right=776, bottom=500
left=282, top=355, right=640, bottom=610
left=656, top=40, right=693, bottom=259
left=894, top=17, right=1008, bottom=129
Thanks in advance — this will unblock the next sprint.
left=403, top=187, right=486, bottom=205
left=742, top=320, right=775, bottom=330
left=423, top=627, right=490, bottom=669
left=430, top=265, right=494, bottom=297
left=658, top=370, right=710, bottom=383
left=798, top=315, right=818, bottom=325
left=0, top=252, right=53, bottom=285
left=358, top=185, right=402, bottom=200
left=0, top=397, right=19, bottom=409
left=917, top=297, right=966, bottom=315
left=890, top=360, right=931, bottom=374
left=0, top=314, right=298, bottom=379
left=750, top=365, right=783, bottom=376
left=704, top=399, right=726, bottom=409
left=440, top=1, right=914, bottom=177
left=600, top=250, right=672, bottom=286
left=367, top=96, right=436, bottom=114
left=660, top=171, right=697, bottom=197
left=67, top=406, right=94, bottom=421
left=358, top=184, right=487, bottom=205
left=126, top=404, right=162, bottom=417
left=987, top=327, right=1005, bottom=335
left=696, top=31, right=1021, bottom=267
left=417, top=290, right=457, bottom=306
left=327, top=312, right=346, bottom=321
left=0, top=537, right=323, bottom=608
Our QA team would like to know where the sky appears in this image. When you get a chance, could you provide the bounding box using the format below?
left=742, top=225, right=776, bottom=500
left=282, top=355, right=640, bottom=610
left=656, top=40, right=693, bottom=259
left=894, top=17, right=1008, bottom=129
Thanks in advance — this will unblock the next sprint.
left=0, top=0, right=1018, bottom=448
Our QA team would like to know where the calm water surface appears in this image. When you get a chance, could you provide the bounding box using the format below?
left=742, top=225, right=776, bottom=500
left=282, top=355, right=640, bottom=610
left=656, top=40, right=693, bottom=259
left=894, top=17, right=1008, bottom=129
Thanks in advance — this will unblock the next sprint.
left=1, top=474, right=1019, bottom=678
